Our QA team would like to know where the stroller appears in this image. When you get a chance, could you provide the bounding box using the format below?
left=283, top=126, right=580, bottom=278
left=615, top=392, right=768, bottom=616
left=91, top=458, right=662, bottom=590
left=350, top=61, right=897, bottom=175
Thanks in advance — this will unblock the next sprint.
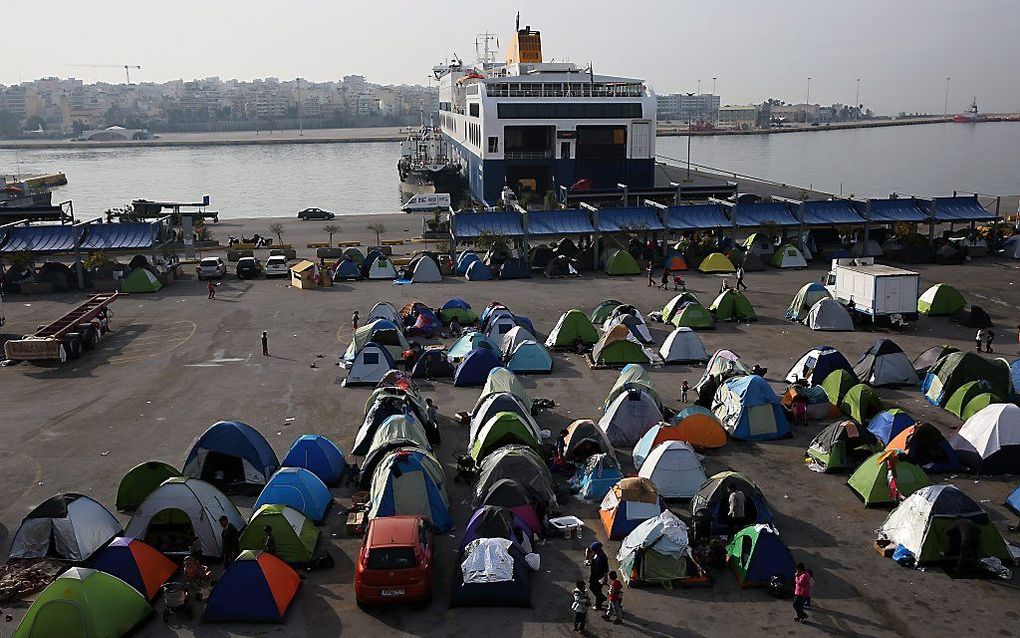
left=453, top=453, right=477, bottom=484
left=162, top=582, right=191, bottom=621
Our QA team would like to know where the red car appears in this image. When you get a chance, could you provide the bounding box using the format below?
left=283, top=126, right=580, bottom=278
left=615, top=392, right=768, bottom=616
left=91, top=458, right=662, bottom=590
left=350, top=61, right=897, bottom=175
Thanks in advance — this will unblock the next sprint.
left=355, top=515, right=434, bottom=605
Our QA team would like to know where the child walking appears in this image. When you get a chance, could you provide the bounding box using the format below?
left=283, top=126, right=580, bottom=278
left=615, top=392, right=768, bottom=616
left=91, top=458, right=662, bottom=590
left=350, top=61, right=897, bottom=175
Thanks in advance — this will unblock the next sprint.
left=680, top=380, right=690, bottom=402
left=603, top=571, right=624, bottom=624
left=571, top=580, right=590, bottom=632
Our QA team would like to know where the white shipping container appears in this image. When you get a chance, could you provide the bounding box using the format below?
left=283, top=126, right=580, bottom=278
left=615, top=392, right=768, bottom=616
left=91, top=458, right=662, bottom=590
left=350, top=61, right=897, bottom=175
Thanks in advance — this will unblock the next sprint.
left=833, top=264, right=919, bottom=317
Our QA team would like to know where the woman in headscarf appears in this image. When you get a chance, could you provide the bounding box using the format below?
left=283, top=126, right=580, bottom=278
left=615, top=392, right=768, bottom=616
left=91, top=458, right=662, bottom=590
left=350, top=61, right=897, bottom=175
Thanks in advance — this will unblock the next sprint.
left=584, top=541, right=609, bottom=610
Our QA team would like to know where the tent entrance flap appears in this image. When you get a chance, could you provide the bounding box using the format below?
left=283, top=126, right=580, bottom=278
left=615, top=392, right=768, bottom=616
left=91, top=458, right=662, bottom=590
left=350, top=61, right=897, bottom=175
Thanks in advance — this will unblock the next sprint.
left=393, top=470, right=429, bottom=517
left=199, top=451, right=246, bottom=486
left=32, top=600, right=87, bottom=638
left=748, top=404, right=777, bottom=437
left=144, top=508, right=196, bottom=554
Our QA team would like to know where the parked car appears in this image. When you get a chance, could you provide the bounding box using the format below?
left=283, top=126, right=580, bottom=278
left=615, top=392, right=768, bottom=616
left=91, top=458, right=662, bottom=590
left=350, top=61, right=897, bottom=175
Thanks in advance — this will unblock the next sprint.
left=355, top=515, right=433, bottom=605
left=235, top=256, right=263, bottom=279
left=298, top=207, right=335, bottom=220
left=265, top=255, right=290, bottom=278
left=196, top=256, right=226, bottom=280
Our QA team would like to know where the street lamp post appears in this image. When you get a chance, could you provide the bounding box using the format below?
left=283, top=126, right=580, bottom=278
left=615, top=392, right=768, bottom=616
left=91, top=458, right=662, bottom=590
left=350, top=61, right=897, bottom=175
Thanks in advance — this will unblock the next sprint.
left=855, top=78, right=861, bottom=117
left=943, top=77, right=951, bottom=118
left=697, top=79, right=701, bottom=95
left=805, top=77, right=812, bottom=123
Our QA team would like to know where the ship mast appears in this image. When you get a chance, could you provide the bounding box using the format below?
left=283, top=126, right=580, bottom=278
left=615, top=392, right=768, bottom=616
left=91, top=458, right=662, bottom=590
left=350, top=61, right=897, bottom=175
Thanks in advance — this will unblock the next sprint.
left=475, top=32, right=498, bottom=68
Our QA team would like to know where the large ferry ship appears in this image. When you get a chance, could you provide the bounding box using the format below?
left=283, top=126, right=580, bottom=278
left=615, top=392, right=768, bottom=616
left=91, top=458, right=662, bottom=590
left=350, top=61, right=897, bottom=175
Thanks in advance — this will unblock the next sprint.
left=435, top=18, right=658, bottom=206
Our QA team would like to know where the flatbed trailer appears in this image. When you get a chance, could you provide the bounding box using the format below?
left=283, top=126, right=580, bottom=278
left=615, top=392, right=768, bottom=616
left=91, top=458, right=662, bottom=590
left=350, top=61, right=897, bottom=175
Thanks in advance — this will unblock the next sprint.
left=3, top=292, right=118, bottom=362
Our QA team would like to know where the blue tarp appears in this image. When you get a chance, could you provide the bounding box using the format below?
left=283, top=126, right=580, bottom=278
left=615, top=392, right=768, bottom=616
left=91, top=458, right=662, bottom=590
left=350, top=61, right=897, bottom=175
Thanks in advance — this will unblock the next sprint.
left=281, top=434, right=346, bottom=486
left=867, top=199, right=928, bottom=223
left=801, top=200, right=866, bottom=226
left=527, top=209, right=595, bottom=236
left=928, top=196, right=997, bottom=222
left=732, top=203, right=799, bottom=227
left=0, top=225, right=78, bottom=253
left=453, top=212, right=525, bottom=239
left=80, top=223, right=156, bottom=250
left=666, top=204, right=731, bottom=230
left=596, top=206, right=666, bottom=232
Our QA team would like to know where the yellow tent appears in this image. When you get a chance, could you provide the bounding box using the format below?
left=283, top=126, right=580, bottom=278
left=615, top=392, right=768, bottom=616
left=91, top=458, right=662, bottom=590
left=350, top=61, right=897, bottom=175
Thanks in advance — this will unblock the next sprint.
left=698, top=252, right=736, bottom=274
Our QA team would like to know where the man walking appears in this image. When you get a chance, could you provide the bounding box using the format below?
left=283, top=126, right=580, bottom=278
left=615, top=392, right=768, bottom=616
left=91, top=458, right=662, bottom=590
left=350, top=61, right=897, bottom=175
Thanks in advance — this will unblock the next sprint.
left=735, top=265, right=747, bottom=290
left=352, top=310, right=360, bottom=331
left=985, top=328, right=995, bottom=353
left=261, top=331, right=269, bottom=356
left=975, top=328, right=985, bottom=352
left=646, top=261, right=655, bottom=287
left=584, top=542, right=609, bottom=611
left=219, top=515, right=240, bottom=566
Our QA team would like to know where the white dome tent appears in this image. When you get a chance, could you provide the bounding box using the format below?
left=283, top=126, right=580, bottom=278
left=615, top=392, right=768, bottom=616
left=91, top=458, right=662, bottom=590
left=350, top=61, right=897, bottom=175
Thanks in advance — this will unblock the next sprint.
left=658, top=327, right=709, bottom=364
left=636, top=441, right=707, bottom=498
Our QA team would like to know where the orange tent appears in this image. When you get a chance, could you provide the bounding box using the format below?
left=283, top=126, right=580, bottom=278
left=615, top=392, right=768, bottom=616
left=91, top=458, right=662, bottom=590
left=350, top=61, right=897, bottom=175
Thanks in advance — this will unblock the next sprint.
left=599, top=477, right=663, bottom=540
left=664, top=255, right=688, bottom=271
left=665, top=414, right=727, bottom=449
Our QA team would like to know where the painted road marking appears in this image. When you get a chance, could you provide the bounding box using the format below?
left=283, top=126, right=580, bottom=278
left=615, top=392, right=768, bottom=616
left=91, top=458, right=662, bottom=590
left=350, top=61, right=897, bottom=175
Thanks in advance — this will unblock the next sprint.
left=105, top=320, right=196, bottom=364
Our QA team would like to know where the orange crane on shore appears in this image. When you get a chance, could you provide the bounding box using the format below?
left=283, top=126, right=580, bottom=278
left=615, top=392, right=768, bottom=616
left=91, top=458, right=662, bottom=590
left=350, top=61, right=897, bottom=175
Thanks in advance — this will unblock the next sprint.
left=68, top=64, right=141, bottom=84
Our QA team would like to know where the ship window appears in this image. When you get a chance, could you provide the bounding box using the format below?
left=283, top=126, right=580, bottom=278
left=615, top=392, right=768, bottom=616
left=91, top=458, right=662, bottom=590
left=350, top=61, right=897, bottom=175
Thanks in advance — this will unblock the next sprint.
left=496, top=103, right=643, bottom=119
left=488, top=137, right=499, bottom=153
left=469, top=103, right=479, bottom=117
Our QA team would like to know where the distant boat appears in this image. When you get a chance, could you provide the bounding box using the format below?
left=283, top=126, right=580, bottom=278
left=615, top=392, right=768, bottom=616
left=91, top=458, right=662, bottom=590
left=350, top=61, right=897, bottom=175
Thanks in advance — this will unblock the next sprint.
left=953, top=98, right=979, bottom=123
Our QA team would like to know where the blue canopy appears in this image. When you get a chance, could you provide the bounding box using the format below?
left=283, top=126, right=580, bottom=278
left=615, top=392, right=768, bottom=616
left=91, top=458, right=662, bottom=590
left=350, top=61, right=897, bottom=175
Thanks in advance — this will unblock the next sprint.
left=732, top=202, right=799, bottom=227
left=867, top=198, right=928, bottom=222
left=453, top=211, right=525, bottom=240
left=928, top=196, right=997, bottom=222
left=281, top=434, right=346, bottom=486
left=454, top=348, right=503, bottom=386
left=800, top=200, right=866, bottom=226
left=596, top=206, right=665, bottom=232
left=80, top=222, right=156, bottom=250
left=0, top=225, right=78, bottom=253
left=666, top=204, right=731, bottom=230
left=527, top=209, right=595, bottom=236
left=254, top=467, right=332, bottom=524
left=182, top=421, right=280, bottom=488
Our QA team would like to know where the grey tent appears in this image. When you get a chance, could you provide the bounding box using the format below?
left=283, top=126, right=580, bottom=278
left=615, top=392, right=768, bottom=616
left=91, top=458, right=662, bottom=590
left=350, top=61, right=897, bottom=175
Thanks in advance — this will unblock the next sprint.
left=10, top=493, right=122, bottom=562
left=854, top=339, right=919, bottom=387
left=805, top=299, right=854, bottom=331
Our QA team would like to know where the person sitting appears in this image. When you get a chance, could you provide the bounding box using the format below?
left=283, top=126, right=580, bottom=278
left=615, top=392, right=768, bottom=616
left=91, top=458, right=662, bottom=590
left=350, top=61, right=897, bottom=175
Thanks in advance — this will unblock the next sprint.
left=449, top=316, right=463, bottom=337
left=182, top=550, right=213, bottom=599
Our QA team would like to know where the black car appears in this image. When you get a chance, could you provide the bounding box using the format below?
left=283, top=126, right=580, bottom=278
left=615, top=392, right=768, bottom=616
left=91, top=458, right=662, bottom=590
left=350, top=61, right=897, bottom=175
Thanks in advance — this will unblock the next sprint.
left=235, top=256, right=263, bottom=279
left=298, top=207, right=335, bottom=220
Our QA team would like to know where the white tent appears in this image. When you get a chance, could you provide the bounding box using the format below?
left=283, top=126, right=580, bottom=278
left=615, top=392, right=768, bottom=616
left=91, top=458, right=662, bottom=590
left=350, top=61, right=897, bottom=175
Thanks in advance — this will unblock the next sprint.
left=658, top=327, right=708, bottom=364
left=604, top=314, right=653, bottom=344
left=949, top=403, right=1020, bottom=473
left=877, top=485, right=998, bottom=563
left=470, top=392, right=539, bottom=443
left=851, top=239, right=884, bottom=257
left=500, top=325, right=537, bottom=357
left=1000, top=235, right=1020, bottom=259
left=366, top=255, right=398, bottom=280
left=411, top=255, right=442, bottom=283
left=473, top=367, right=532, bottom=413
left=486, top=316, right=518, bottom=343
left=598, top=388, right=663, bottom=447
left=368, top=302, right=401, bottom=324
left=636, top=441, right=707, bottom=498
left=125, top=478, right=244, bottom=558
left=805, top=299, right=854, bottom=331
left=771, top=245, right=808, bottom=268
left=344, top=342, right=397, bottom=386
left=10, top=494, right=122, bottom=562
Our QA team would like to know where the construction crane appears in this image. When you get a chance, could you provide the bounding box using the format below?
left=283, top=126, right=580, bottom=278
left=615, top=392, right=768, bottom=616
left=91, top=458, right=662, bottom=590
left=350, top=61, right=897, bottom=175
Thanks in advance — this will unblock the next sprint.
left=68, top=64, right=141, bottom=84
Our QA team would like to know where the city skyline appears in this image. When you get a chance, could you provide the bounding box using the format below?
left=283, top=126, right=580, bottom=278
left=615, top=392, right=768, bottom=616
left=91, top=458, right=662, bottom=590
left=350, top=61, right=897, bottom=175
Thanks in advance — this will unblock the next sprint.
left=4, top=0, right=1019, bottom=114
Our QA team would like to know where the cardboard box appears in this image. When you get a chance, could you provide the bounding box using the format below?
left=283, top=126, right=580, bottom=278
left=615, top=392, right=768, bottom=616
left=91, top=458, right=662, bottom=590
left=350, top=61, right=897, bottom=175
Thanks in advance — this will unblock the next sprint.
left=346, top=510, right=367, bottom=536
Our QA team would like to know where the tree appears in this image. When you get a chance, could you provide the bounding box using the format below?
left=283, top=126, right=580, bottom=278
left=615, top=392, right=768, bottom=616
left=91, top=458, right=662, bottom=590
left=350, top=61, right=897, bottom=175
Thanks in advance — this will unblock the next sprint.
left=268, top=222, right=285, bottom=246
left=0, top=110, right=22, bottom=135
left=323, top=224, right=340, bottom=247
left=367, top=222, right=386, bottom=246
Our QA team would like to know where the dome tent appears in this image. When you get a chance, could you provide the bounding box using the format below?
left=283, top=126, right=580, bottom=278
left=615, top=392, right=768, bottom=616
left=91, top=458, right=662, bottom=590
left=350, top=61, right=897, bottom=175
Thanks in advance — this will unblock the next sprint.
left=529, top=244, right=555, bottom=269
left=544, top=254, right=579, bottom=278
left=603, top=363, right=662, bottom=412
left=867, top=409, right=916, bottom=446
left=364, top=252, right=398, bottom=279
left=603, top=312, right=653, bottom=344
left=545, top=309, right=599, bottom=348
left=912, top=344, right=959, bottom=378
left=344, top=342, right=397, bottom=386
left=369, top=446, right=451, bottom=532
left=712, top=375, right=790, bottom=441
left=457, top=251, right=480, bottom=274
left=122, top=267, right=163, bottom=293
left=923, top=352, right=1011, bottom=408
left=342, top=246, right=365, bottom=265
left=807, top=421, right=881, bottom=472
left=709, top=289, right=756, bottom=321
left=497, top=257, right=532, bottom=280
left=476, top=478, right=543, bottom=535
left=454, top=348, right=503, bottom=386
left=590, top=299, right=624, bottom=325
left=726, top=526, right=795, bottom=588
left=449, top=332, right=494, bottom=361
left=785, top=346, right=855, bottom=386
left=254, top=467, right=333, bottom=524
left=572, top=453, right=624, bottom=501
left=617, top=510, right=692, bottom=586
left=604, top=249, right=640, bottom=275
left=87, top=537, right=177, bottom=602
left=506, top=340, right=554, bottom=373
left=821, top=369, right=858, bottom=405
left=332, top=258, right=362, bottom=281
left=342, top=318, right=409, bottom=364
left=281, top=434, right=347, bottom=486
left=239, top=504, right=319, bottom=564
left=659, top=327, right=709, bottom=364
left=886, top=423, right=962, bottom=473
left=847, top=452, right=930, bottom=506
left=470, top=393, right=537, bottom=446
left=183, top=420, right=280, bottom=492
left=698, top=252, right=736, bottom=273
left=950, top=305, right=992, bottom=329
left=806, top=299, right=854, bottom=331
left=473, top=366, right=533, bottom=413
left=770, top=244, right=808, bottom=268
left=786, top=282, right=831, bottom=321
left=469, top=411, right=542, bottom=461
left=949, top=403, right=1020, bottom=474
left=691, top=471, right=773, bottom=535
left=116, top=461, right=180, bottom=512
left=472, top=446, right=556, bottom=513
left=591, top=324, right=651, bottom=367
left=672, top=302, right=715, bottom=330
left=667, top=409, right=728, bottom=449
left=367, top=301, right=401, bottom=324
left=203, top=551, right=300, bottom=623
left=465, top=260, right=493, bottom=280
left=439, top=298, right=478, bottom=324
left=10, top=493, right=122, bottom=563
left=599, top=387, right=663, bottom=446
left=917, top=283, right=966, bottom=316
left=563, top=419, right=615, bottom=463
left=600, top=477, right=666, bottom=540
left=853, top=339, right=919, bottom=387
left=499, top=325, right=537, bottom=357
left=944, top=380, right=1000, bottom=420
left=841, top=384, right=885, bottom=424
left=637, top=441, right=707, bottom=498
left=662, top=292, right=701, bottom=323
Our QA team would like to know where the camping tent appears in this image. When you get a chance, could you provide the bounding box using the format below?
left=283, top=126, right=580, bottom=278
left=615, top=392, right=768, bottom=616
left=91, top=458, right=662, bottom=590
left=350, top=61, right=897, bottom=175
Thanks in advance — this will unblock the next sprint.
left=10, top=494, right=122, bottom=562
left=847, top=452, right=930, bottom=506
left=770, top=244, right=808, bottom=268
left=239, top=504, right=319, bottom=564
left=564, top=419, right=615, bottom=462
left=116, top=461, right=180, bottom=512
left=368, top=301, right=401, bottom=324
left=459, top=506, right=533, bottom=554
left=945, top=381, right=1001, bottom=419
left=500, top=325, right=538, bottom=357
left=949, top=403, right=1020, bottom=473
left=617, top=510, right=692, bottom=586
left=12, top=567, right=152, bottom=638
left=912, top=345, right=959, bottom=378
left=343, top=318, right=409, bottom=363
left=364, top=253, right=398, bottom=280
left=786, top=283, right=831, bottom=321
left=454, top=348, right=504, bottom=386
left=743, top=233, right=774, bottom=255
left=694, top=349, right=751, bottom=401
left=592, top=324, right=651, bottom=367
left=886, top=423, right=962, bottom=472
left=125, top=477, right=244, bottom=558
left=449, top=332, right=494, bottom=361
left=506, top=341, right=553, bottom=374
left=604, top=312, right=654, bottom=344
left=411, top=255, right=442, bottom=282
left=470, top=412, right=542, bottom=461
left=709, top=289, right=756, bottom=321
left=470, top=393, right=537, bottom=447
left=369, top=447, right=451, bottom=532
left=659, top=327, right=709, bottom=364
left=604, top=363, right=662, bottom=411
left=637, top=441, right=707, bottom=498
left=465, top=260, right=493, bottom=280
left=854, top=339, right=919, bottom=387
left=785, top=346, right=856, bottom=386
left=690, top=472, right=773, bottom=534
left=457, top=251, right=481, bottom=274
left=781, top=385, right=838, bottom=421
left=475, top=479, right=542, bottom=535
left=599, top=388, right=663, bottom=446
left=663, top=254, right=688, bottom=271
left=122, top=267, right=162, bottom=293
left=87, top=537, right=177, bottom=601
left=572, top=454, right=623, bottom=501
left=474, top=367, right=533, bottom=413
left=918, top=283, right=966, bottom=316
left=726, top=526, right=795, bottom=588
left=699, top=252, right=736, bottom=273
left=662, top=292, right=701, bottom=323
left=530, top=245, right=555, bottom=270
left=713, top=375, right=791, bottom=442
left=604, top=249, right=640, bottom=275
left=867, top=409, right=916, bottom=446
left=361, top=415, right=433, bottom=484
left=806, top=299, right=854, bottom=331
left=355, top=400, right=427, bottom=457
left=343, top=247, right=365, bottom=266
left=807, top=421, right=881, bottom=472
left=545, top=309, right=599, bottom=348
left=841, top=384, right=884, bottom=424
left=472, top=445, right=556, bottom=512
left=599, top=477, right=666, bottom=540
left=410, top=349, right=455, bottom=379
left=439, top=298, right=478, bottom=325
left=203, top=551, right=300, bottom=623
left=281, top=434, right=346, bottom=486
left=451, top=538, right=533, bottom=608
left=671, top=302, right=715, bottom=330
left=878, top=485, right=1012, bottom=565
left=497, top=257, right=532, bottom=280
left=345, top=342, right=397, bottom=386
left=923, top=351, right=1011, bottom=408
left=590, top=299, right=624, bottom=325
left=254, top=467, right=333, bottom=524
left=950, top=305, right=993, bottom=329
left=668, top=409, right=728, bottom=449
left=821, top=369, right=858, bottom=405
left=332, top=258, right=362, bottom=281
left=182, top=420, right=279, bottom=491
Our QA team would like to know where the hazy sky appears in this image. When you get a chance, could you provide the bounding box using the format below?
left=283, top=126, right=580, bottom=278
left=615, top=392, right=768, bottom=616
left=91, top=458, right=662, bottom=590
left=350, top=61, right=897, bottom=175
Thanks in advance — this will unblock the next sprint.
left=6, top=0, right=1020, bottom=114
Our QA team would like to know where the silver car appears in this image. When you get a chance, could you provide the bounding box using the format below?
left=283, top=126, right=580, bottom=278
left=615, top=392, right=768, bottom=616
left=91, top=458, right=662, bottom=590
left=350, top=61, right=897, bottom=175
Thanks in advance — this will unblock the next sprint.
left=196, top=256, right=226, bottom=280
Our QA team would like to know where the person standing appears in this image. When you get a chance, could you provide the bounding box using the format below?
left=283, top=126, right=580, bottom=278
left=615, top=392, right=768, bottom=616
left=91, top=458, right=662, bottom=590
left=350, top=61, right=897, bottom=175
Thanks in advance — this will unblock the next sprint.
left=985, top=328, right=995, bottom=353
left=680, top=380, right=690, bottom=403
left=585, top=542, right=609, bottom=611
left=207, top=280, right=216, bottom=299
left=793, top=563, right=812, bottom=623
left=646, top=261, right=655, bottom=287
left=352, top=310, right=360, bottom=331
left=727, top=484, right=746, bottom=536
left=263, top=525, right=277, bottom=555
left=425, top=397, right=438, bottom=425
left=975, top=328, right=984, bottom=352
left=261, top=331, right=269, bottom=356
left=219, top=516, right=240, bottom=566
left=659, top=268, right=670, bottom=290
left=603, top=571, right=624, bottom=624
left=571, top=580, right=590, bottom=632
left=735, top=265, right=747, bottom=290
left=555, top=428, right=568, bottom=460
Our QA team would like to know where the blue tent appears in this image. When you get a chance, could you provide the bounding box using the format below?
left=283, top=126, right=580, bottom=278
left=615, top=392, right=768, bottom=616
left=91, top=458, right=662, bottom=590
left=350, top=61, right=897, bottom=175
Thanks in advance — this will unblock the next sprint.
left=182, top=421, right=280, bottom=490
left=442, top=298, right=471, bottom=311
left=370, top=448, right=451, bottom=532
left=714, top=376, right=791, bottom=442
left=1006, top=484, right=1020, bottom=516
left=281, top=434, right=346, bottom=486
left=449, top=332, right=494, bottom=360
left=1011, top=359, right=1020, bottom=401
left=254, top=467, right=332, bottom=524
left=787, top=346, right=856, bottom=386
left=466, top=260, right=493, bottom=281
left=332, top=258, right=362, bottom=281
left=867, top=409, right=915, bottom=446
left=203, top=551, right=299, bottom=623
left=497, top=257, right=532, bottom=280
left=457, top=252, right=481, bottom=274
left=671, top=405, right=714, bottom=424
left=572, top=454, right=623, bottom=501
left=729, top=527, right=795, bottom=588
left=506, top=341, right=553, bottom=374
left=455, top=348, right=503, bottom=386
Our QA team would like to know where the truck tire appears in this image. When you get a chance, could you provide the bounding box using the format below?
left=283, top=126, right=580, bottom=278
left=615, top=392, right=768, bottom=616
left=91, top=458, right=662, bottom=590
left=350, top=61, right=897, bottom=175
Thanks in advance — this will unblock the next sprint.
left=78, top=324, right=97, bottom=350
left=63, top=333, right=83, bottom=360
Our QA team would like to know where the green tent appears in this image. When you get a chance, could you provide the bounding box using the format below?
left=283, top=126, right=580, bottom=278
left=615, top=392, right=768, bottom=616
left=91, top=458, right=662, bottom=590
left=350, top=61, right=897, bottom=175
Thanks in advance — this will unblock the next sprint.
left=590, top=299, right=624, bottom=325
left=470, top=412, right=541, bottom=461
left=709, top=289, right=756, bottom=321
left=13, top=567, right=152, bottom=638
left=592, top=331, right=650, bottom=367
left=546, top=309, right=600, bottom=347
left=923, top=352, right=1011, bottom=407
left=726, top=526, right=795, bottom=588
left=604, top=250, right=640, bottom=276
left=806, top=421, right=882, bottom=473
left=917, top=283, right=966, bottom=316
left=786, top=283, right=831, bottom=322
left=840, top=383, right=884, bottom=424
left=239, top=504, right=319, bottom=564
left=604, top=364, right=662, bottom=411
left=962, top=393, right=998, bottom=421
left=673, top=303, right=715, bottom=330
left=662, top=293, right=700, bottom=323
left=116, top=461, right=180, bottom=511
left=698, top=252, right=736, bottom=273
left=438, top=307, right=478, bottom=325
left=945, top=381, right=999, bottom=419
left=122, top=268, right=162, bottom=293
left=822, top=369, right=858, bottom=406
left=847, top=452, right=931, bottom=506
